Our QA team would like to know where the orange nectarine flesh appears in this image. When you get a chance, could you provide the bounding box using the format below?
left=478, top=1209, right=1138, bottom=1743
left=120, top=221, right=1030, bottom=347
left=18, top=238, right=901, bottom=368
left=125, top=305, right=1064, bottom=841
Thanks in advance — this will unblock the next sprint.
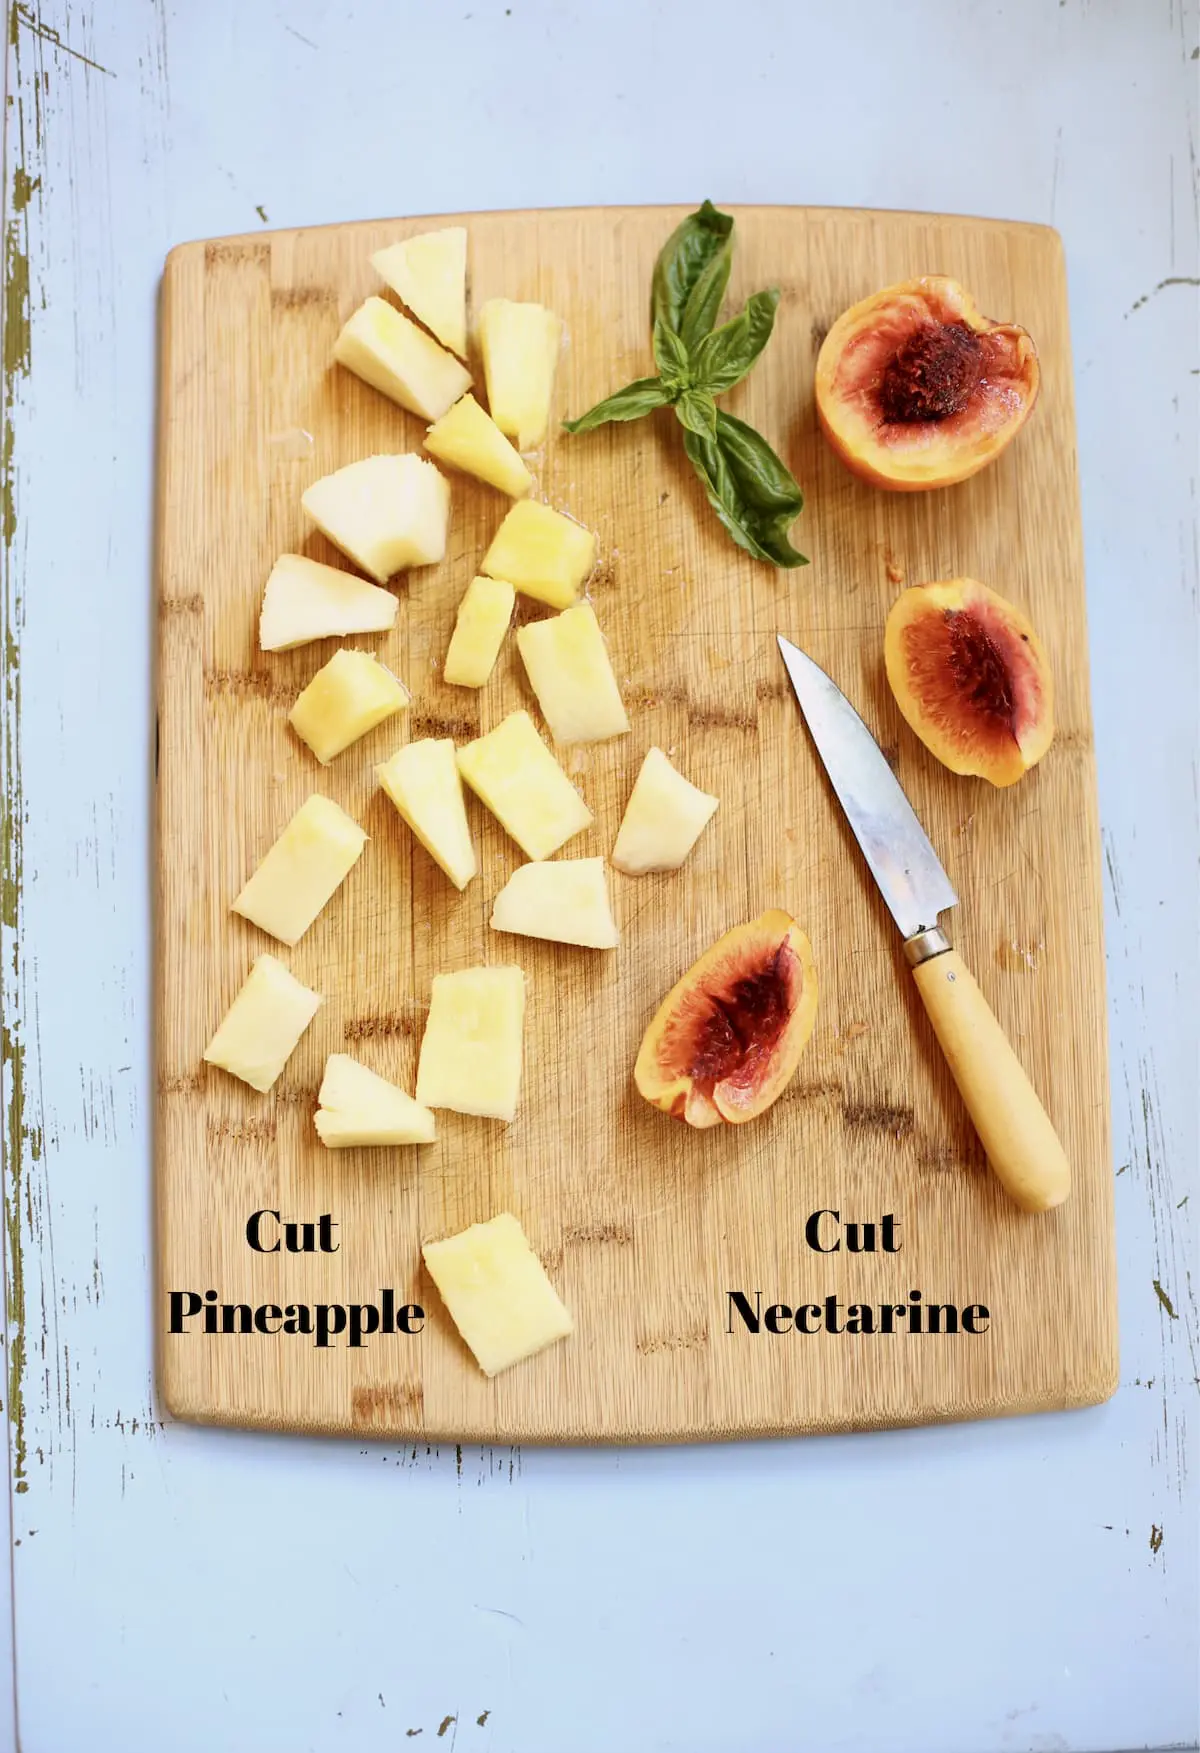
left=815, top=276, right=1039, bottom=491
left=884, top=579, right=1054, bottom=786
left=634, top=910, right=818, bottom=1128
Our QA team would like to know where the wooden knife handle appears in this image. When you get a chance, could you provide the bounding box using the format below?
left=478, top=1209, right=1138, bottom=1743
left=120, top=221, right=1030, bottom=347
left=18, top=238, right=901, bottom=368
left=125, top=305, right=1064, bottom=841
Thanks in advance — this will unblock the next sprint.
left=910, top=947, right=1071, bottom=1213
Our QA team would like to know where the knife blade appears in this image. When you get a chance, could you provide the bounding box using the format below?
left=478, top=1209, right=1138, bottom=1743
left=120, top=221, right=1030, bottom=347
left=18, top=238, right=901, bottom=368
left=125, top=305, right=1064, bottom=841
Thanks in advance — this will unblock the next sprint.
left=776, top=637, right=957, bottom=941
left=777, top=635, right=1070, bottom=1214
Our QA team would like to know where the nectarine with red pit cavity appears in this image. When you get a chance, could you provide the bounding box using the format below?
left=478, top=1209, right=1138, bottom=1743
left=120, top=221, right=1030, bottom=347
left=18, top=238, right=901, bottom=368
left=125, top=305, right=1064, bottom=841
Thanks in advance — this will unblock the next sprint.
left=634, top=911, right=818, bottom=1129
left=815, top=277, right=1039, bottom=491
left=884, top=579, right=1054, bottom=786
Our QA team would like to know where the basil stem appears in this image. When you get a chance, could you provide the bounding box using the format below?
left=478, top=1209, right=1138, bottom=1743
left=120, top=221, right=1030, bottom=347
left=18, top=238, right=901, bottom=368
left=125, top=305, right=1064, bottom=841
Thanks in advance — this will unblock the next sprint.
left=682, top=412, right=807, bottom=569
left=650, top=199, right=734, bottom=340
left=690, top=288, right=780, bottom=396
left=561, top=377, right=672, bottom=434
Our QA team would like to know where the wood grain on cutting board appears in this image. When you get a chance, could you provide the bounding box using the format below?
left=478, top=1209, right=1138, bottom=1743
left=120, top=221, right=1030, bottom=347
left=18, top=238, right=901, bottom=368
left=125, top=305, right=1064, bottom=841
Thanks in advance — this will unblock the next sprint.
left=155, top=205, right=1117, bottom=1442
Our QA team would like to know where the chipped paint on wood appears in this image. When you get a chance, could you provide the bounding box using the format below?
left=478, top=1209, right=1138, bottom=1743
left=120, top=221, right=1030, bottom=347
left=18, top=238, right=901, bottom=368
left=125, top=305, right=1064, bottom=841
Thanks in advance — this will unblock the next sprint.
left=1, top=0, right=43, bottom=1501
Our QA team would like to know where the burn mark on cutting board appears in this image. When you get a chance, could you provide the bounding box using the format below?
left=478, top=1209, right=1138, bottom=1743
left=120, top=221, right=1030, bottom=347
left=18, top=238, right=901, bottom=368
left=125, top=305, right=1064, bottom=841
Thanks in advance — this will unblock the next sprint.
left=204, top=238, right=269, bottom=270
left=352, top=1381, right=423, bottom=1426
left=204, top=666, right=293, bottom=703
left=207, top=1115, right=276, bottom=1144
left=637, top=1325, right=708, bottom=1355
left=159, top=1069, right=205, bottom=1094
left=688, top=701, right=757, bottom=732
left=271, top=283, right=336, bottom=310
left=622, top=680, right=688, bottom=711
left=344, top=1006, right=424, bottom=1041
left=844, top=1099, right=915, bottom=1138
left=781, top=1077, right=842, bottom=1105
left=564, top=1221, right=633, bottom=1245
left=754, top=677, right=793, bottom=705
left=411, top=708, right=478, bottom=740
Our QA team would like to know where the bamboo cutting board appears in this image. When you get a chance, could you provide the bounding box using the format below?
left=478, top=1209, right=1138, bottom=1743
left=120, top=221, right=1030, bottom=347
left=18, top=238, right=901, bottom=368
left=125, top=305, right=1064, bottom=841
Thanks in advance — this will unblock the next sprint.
left=156, top=205, right=1117, bottom=1443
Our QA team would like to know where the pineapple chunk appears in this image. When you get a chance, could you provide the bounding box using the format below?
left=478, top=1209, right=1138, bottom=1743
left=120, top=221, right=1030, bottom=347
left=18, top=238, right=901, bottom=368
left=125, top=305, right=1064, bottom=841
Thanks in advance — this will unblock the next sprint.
left=443, top=575, right=515, bottom=688
left=232, top=794, right=367, bottom=946
left=290, top=648, right=409, bottom=765
left=423, top=1213, right=573, bottom=1378
left=456, top=710, right=592, bottom=860
left=481, top=501, right=595, bottom=609
left=611, top=747, right=720, bottom=874
left=491, top=858, right=618, bottom=950
left=333, top=296, right=471, bottom=421
left=516, top=603, right=628, bottom=744
left=203, top=954, right=322, bottom=1094
left=259, top=554, right=398, bottom=652
left=376, top=738, right=476, bottom=890
left=478, top=298, right=562, bottom=450
left=371, top=227, right=468, bottom=358
left=302, top=454, right=450, bottom=584
left=415, top=966, right=526, bottom=1121
left=424, top=394, right=533, bottom=498
left=315, top=1053, right=436, bottom=1148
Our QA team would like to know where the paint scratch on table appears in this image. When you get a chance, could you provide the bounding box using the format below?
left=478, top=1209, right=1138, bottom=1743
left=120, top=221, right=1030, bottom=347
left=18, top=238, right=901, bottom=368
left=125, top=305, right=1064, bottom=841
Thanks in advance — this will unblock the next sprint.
left=13, top=2, right=112, bottom=76
left=1126, top=274, right=1200, bottom=315
left=1153, top=1279, right=1178, bottom=1319
left=2, top=0, right=50, bottom=1500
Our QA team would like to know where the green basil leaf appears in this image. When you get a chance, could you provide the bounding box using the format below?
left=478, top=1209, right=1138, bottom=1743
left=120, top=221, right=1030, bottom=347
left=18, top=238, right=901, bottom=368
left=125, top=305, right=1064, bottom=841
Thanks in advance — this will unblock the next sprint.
left=678, top=235, right=733, bottom=351
left=690, top=288, right=780, bottom=395
left=650, top=200, right=734, bottom=338
left=652, top=318, right=692, bottom=392
left=681, top=410, right=807, bottom=568
left=674, top=388, right=718, bottom=439
left=562, top=376, right=673, bottom=434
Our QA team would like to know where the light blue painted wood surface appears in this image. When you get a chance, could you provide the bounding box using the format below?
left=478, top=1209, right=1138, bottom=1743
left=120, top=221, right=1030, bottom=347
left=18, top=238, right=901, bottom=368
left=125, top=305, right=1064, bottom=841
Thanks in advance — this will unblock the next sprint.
left=1, top=2, right=1195, bottom=1749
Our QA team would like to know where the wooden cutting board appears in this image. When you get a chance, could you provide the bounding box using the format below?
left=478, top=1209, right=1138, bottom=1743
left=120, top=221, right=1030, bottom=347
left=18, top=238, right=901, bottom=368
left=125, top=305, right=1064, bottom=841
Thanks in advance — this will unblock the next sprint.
left=156, top=204, right=1117, bottom=1443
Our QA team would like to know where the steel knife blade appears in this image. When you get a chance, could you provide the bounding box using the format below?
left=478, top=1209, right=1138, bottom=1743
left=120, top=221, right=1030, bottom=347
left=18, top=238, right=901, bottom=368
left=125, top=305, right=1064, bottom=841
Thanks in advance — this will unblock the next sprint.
left=776, top=636, right=957, bottom=943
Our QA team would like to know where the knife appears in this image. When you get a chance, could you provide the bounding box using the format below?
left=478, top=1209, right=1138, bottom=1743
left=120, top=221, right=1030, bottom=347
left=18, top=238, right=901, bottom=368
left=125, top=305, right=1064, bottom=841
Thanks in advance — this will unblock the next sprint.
left=777, top=635, right=1070, bottom=1214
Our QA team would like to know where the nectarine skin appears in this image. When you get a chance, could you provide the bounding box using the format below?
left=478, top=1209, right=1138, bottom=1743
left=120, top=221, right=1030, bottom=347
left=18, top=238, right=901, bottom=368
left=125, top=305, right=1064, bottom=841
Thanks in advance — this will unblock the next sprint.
left=884, top=579, right=1055, bottom=786
left=815, top=277, right=1040, bottom=492
left=634, top=911, right=818, bottom=1128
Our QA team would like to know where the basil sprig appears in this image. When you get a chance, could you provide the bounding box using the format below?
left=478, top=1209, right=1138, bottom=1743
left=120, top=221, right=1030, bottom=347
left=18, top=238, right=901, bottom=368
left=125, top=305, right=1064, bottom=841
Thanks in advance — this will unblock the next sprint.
left=563, top=201, right=807, bottom=569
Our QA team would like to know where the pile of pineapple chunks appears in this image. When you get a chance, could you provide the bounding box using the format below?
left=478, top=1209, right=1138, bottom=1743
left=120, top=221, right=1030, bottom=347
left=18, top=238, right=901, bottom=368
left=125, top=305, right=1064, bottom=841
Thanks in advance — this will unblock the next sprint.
left=201, top=227, right=722, bottom=1376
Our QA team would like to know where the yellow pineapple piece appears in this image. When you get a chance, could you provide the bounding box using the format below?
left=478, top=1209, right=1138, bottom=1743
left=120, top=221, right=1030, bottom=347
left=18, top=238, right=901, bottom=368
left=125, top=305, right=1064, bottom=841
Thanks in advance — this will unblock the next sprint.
left=371, top=227, right=468, bottom=358
left=289, top=649, right=409, bottom=765
left=423, top=1212, right=573, bottom=1378
left=611, top=747, right=720, bottom=874
left=456, top=710, right=592, bottom=860
left=302, top=454, right=450, bottom=584
left=203, top=954, right=322, bottom=1094
left=490, top=858, right=618, bottom=950
left=333, top=296, right=470, bottom=420
left=478, top=298, right=562, bottom=449
left=315, top=1053, right=436, bottom=1148
left=415, top=966, right=526, bottom=1121
left=376, top=738, right=476, bottom=890
left=516, top=602, right=628, bottom=744
left=259, top=554, right=398, bottom=652
left=232, top=794, right=367, bottom=946
left=424, top=394, right=533, bottom=498
left=443, top=575, right=515, bottom=688
left=481, top=500, right=595, bottom=609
